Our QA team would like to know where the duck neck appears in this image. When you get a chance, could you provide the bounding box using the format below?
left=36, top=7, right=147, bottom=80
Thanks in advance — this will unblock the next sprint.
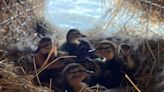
left=72, top=83, right=86, bottom=92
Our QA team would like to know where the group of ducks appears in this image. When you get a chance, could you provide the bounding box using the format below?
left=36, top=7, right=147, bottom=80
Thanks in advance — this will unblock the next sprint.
left=33, top=29, right=139, bottom=92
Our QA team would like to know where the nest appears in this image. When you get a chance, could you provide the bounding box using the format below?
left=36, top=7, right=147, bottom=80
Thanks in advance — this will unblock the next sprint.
left=0, top=0, right=163, bottom=92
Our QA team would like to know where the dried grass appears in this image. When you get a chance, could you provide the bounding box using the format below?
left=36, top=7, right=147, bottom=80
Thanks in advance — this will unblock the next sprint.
left=0, top=0, right=51, bottom=91
left=0, top=50, right=51, bottom=92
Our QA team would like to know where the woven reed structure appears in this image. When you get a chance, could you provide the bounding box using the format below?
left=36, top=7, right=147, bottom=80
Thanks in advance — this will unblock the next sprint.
left=130, top=0, right=164, bottom=22
left=0, top=0, right=45, bottom=50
